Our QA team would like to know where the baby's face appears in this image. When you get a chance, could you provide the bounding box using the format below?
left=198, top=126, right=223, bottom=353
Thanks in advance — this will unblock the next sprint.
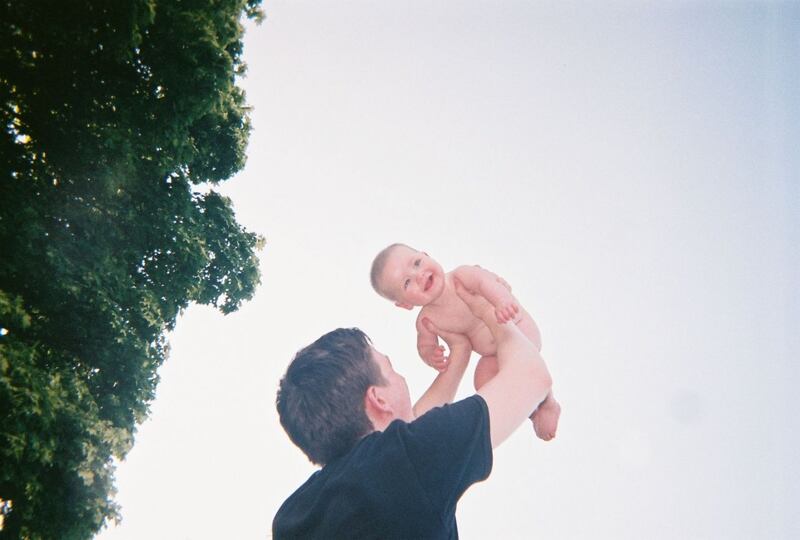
left=380, top=246, right=446, bottom=309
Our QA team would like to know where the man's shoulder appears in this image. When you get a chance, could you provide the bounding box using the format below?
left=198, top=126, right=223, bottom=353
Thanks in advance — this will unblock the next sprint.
left=401, top=394, right=490, bottom=438
left=274, top=397, right=491, bottom=539
left=274, top=430, right=446, bottom=539
left=413, top=394, right=489, bottom=420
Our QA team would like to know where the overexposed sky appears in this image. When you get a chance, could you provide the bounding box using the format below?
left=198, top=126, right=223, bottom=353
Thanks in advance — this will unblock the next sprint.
left=98, top=2, right=798, bottom=539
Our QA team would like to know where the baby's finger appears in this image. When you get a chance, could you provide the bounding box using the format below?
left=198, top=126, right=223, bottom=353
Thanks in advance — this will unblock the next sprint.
left=433, top=356, right=449, bottom=372
left=496, top=308, right=508, bottom=323
left=426, top=358, right=442, bottom=369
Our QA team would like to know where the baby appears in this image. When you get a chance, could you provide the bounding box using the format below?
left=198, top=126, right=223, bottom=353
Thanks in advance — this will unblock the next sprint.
left=370, top=243, right=561, bottom=441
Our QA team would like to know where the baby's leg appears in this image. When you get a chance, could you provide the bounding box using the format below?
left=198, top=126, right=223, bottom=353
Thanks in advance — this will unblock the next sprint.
left=530, top=391, right=561, bottom=441
left=474, top=352, right=560, bottom=441
left=516, top=314, right=561, bottom=442
left=473, top=355, right=498, bottom=391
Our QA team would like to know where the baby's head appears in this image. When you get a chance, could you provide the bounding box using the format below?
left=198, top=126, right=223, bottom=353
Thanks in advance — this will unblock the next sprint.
left=370, top=243, right=445, bottom=310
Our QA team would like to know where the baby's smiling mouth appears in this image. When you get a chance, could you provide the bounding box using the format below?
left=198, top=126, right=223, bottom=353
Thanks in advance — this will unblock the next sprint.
left=424, top=274, right=434, bottom=292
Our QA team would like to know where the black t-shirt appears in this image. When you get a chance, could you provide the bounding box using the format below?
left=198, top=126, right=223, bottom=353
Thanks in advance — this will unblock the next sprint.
left=273, top=394, right=493, bottom=539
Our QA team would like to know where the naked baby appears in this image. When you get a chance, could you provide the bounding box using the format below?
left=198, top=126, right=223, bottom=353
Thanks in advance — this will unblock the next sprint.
left=370, top=243, right=561, bottom=441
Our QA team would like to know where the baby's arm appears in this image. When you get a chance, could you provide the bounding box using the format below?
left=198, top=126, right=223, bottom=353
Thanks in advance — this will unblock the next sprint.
left=415, top=313, right=447, bottom=371
left=412, top=318, right=472, bottom=417
left=452, top=265, right=519, bottom=323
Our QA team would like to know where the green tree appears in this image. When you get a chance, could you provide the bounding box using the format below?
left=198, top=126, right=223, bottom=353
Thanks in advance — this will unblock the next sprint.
left=0, top=1, right=264, bottom=537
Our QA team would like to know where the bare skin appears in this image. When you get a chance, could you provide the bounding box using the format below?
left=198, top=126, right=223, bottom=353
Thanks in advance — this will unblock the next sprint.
left=376, top=245, right=561, bottom=441
left=366, top=280, right=553, bottom=450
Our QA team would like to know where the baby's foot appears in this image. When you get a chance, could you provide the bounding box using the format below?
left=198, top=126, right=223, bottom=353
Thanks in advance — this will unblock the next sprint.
left=531, top=394, right=561, bottom=441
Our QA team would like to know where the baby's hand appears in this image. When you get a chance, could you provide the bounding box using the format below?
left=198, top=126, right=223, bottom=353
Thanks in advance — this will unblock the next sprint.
left=419, top=317, right=472, bottom=373
left=419, top=344, right=448, bottom=372
left=494, top=300, right=519, bottom=324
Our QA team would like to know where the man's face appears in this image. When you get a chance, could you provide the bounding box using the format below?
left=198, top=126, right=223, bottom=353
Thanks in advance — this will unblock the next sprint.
left=371, top=347, right=414, bottom=422
left=380, top=246, right=446, bottom=309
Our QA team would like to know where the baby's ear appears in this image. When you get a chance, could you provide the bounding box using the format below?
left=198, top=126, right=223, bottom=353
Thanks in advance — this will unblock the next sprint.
left=394, top=301, right=413, bottom=310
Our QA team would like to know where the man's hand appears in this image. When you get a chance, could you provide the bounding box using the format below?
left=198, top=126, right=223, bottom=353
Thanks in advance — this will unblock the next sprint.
left=471, top=266, right=519, bottom=323
left=473, top=264, right=512, bottom=293
left=454, top=279, right=509, bottom=336
left=453, top=265, right=519, bottom=324
left=420, top=318, right=472, bottom=372
left=423, top=317, right=471, bottom=348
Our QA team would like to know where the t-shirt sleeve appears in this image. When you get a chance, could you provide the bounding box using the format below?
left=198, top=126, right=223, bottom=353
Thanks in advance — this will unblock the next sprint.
left=396, top=394, right=493, bottom=517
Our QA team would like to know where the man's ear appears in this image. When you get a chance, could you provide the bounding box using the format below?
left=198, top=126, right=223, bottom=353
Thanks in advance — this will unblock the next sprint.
left=365, top=385, right=389, bottom=414
left=394, top=301, right=413, bottom=310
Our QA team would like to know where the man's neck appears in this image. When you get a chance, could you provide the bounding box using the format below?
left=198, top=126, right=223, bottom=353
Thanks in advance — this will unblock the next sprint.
left=368, top=415, right=396, bottom=433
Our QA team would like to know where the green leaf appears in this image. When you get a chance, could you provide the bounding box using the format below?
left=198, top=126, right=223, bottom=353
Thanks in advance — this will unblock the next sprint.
left=0, top=1, right=264, bottom=537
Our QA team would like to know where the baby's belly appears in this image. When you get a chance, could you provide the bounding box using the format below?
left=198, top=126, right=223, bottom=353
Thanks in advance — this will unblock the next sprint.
left=467, top=324, right=497, bottom=357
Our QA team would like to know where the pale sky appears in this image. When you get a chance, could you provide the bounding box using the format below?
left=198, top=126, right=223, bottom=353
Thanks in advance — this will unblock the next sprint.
left=97, top=2, right=798, bottom=539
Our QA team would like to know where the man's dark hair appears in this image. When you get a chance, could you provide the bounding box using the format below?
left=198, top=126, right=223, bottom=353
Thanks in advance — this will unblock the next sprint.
left=276, top=328, right=386, bottom=465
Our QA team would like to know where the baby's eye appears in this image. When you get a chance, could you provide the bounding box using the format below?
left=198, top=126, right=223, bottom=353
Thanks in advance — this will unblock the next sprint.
left=414, top=259, right=421, bottom=267
left=404, top=279, right=410, bottom=290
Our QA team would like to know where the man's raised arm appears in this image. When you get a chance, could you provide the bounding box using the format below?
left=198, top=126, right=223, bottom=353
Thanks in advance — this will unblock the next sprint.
left=455, top=280, right=552, bottom=448
left=412, top=333, right=471, bottom=418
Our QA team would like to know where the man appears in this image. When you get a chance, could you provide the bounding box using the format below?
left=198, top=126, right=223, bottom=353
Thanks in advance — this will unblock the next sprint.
left=273, top=281, right=553, bottom=539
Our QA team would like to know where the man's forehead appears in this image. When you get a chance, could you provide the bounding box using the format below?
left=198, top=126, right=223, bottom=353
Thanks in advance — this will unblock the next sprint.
left=370, top=347, right=389, bottom=367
